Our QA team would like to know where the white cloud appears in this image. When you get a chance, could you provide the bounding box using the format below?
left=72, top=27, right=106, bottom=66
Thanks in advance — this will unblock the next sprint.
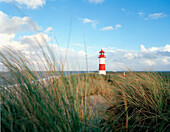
left=0, top=11, right=169, bottom=71
left=101, top=26, right=114, bottom=31
left=144, top=60, right=156, bottom=66
left=124, top=53, right=135, bottom=60
left=121, top=8, right=126, bottom=11
left=45, top=27, right=53, bottom=33
left=0, top=11, right=48, bottom=51
left=0, top=32, right=170, bottom=71
left=0, top=33, right=50, bottom=52
left=0, top=0, right=46, bottom=9
left=0, top=0, right=11, bottom=2
left=162, top=58, right=170, bottom=65
left=0, top=11, right=41, bottom=34
left=115, top=24, right=122, bottom=29
left=0, top=33, right=15, bottom=44
left=78, top=50, right=86, bottom=55
left=141, top=44, right=170, bottom=52
left=145, top=12, right=167, bottom=20
left=72, top=44, right=84, bottom=47
left=105, top=44, right=170, bottom=71
left=80, top=18, right=99, bottom=29
left=138, top=11, right=145, bottom=17
left=141, top=45, right=147, bottom=52
left=81, top=18, right=93, bottom=23
left=101, top=24, right=122, bottom=31
left=0, top=33, right=16, bottom=49
left=88, top=0, right=104, bottom=4
left=0, top=12, right=90, bottom=71
left=0, top=11, right=36, bottom=50
left=163, top=45, right=170, bottom=52
left=0, top=32, right=91, bottom=71
left=19, top=33, right=51, bottom=46
left=123, top=52, right=143, bottom=60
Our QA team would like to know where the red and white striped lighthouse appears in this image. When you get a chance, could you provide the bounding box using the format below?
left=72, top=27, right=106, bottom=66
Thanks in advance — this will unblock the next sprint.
left=98, top=49, right=106, bottom=75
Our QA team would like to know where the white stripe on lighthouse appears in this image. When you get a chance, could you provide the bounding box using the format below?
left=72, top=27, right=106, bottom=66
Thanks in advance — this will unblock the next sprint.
left=99, top=58, right=105, bottom=64
left=99, top=70, right=106, bottom=75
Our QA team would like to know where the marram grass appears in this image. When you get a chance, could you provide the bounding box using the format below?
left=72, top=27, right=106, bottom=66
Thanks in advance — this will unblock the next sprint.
left=0, top=48, right=95, bottom=132
left=0, top=47, right=170, bottom=132
left=101, top=72, right=170, bottom=131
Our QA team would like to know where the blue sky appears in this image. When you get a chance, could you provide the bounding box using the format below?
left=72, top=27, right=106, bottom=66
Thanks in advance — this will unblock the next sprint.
left=0, top=0, right=170, bottom=71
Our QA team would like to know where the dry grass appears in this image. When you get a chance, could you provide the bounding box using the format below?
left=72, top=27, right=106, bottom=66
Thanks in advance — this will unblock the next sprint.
left=0, top=47, right=96, bottom=131
left=101, top=72, right=170, bottom=131
left=0, top=46, right=169, bottom=131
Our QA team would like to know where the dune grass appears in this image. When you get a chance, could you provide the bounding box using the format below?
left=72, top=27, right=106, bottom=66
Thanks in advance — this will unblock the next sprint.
left=101, top=72, right=170, bottom=131
left=0, top=47, right=95, bottom=131
left=0, top=47, right=169, bottom=132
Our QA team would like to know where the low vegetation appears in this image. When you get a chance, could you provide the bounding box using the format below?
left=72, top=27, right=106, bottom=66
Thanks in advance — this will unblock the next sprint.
left=0, top=48, right=169, bottom=131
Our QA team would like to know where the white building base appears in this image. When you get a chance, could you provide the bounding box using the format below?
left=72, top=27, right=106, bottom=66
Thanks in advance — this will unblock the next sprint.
left=99, top=70, right=106, bottom=75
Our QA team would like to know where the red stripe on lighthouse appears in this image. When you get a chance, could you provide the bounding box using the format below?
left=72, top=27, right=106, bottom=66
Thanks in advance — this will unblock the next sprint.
left=99, top=64, right=105, bottom=70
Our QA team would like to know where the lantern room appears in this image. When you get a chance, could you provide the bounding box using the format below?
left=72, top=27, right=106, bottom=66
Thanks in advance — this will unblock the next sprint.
left=98, top=49, right=106, bottom=58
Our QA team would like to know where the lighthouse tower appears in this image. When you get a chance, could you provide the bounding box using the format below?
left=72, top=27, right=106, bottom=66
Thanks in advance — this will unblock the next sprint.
left=98, top=49, right=106, bottom=75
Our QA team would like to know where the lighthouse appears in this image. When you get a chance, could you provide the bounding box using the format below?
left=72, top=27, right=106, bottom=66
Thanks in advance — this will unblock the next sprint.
left=98, top=49, right=106, bottom=75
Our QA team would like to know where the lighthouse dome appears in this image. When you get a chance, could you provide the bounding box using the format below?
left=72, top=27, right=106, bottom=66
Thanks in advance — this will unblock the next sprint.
left=99, top=49, right=105, bottom=53
left=99, top=54, right=105, bottom=58
left=99, top=49, right=106, bottom=58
